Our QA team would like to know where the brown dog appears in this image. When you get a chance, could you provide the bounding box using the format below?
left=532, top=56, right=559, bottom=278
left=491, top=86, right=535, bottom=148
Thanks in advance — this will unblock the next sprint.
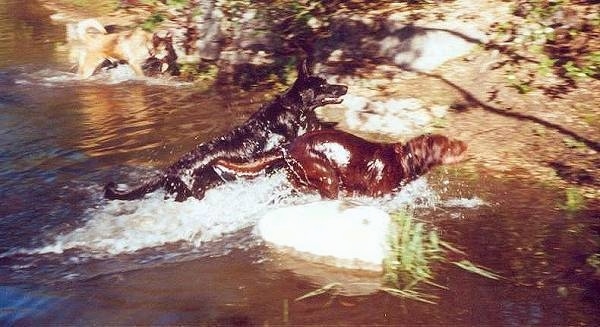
left=67, top=18, right=154, bottom=78
left=213, top=130, right=467, bottom=198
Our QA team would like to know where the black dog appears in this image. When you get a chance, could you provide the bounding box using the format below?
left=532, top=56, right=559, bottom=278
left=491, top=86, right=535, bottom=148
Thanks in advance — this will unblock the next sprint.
left=104, top=59, right=348, bottom=201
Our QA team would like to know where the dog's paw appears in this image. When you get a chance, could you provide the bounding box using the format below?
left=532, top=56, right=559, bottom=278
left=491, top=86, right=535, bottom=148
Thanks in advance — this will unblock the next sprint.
left=104, top=182, right=127, bottom=199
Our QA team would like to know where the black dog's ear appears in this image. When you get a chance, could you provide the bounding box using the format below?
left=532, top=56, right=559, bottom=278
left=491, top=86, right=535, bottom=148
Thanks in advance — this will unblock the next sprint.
left=297, top=58, right=311, bottom=79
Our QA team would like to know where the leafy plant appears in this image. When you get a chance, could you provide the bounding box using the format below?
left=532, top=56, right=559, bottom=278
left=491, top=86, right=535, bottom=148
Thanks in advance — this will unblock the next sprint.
left=491, top=0, right=599, bottom=95
left=384, top=211, right=441, bottom=286
left=140, top=13, right=165, bottom=31
left=295, top=209, right=502, bottom=304
left=507, top=73, right=533, bottom=94
left=586, top=253, right=600, bottom=275
left=561, top=187, right=586, bottom=212
left=382, top=210, right=503, bottom=303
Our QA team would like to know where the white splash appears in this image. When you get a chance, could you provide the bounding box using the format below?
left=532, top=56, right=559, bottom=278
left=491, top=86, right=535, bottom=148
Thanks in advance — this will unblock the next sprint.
left=30, top=175, right=455, bottom=257
left=38, top=173, right=291, bottom=255
left=14, top=68, right=192, bottom=87
left=443, top=196, right=487, bottom=208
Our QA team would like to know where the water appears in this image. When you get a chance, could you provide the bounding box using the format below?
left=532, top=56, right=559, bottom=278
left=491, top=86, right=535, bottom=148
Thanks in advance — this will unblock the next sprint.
left=1, top=1, right=599, bottom=325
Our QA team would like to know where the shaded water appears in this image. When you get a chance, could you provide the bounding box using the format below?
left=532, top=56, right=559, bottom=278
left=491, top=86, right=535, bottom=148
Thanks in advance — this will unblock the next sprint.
left=1, top=1, right=599, bottom=325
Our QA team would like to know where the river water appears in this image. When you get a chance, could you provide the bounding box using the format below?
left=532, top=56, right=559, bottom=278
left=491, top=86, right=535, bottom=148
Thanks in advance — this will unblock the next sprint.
left=1, top=1, right=599, bottom=325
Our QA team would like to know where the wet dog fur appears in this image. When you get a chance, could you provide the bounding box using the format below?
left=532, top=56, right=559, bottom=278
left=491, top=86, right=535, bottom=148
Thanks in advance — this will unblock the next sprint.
left=104, top=60, right=348, bottom=201
left=214, top=129, right=468, bottom=199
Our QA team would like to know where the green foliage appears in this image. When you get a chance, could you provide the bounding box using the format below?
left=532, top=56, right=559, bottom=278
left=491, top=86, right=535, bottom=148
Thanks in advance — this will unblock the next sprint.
left=562, top=51, right=600, bottom=79
left=538, top=55, right=557, bottom=76
left=562, top=137, right=586, bottom=150
left=507, top=73, right=533, bottom=94
left=166, top=0, right=189, bottom=7
left=561, top=187, right=586, bottom=212
left=587, top=253, right=600, bottom=274
left=140, top=12, right=165, bottom=31
left=384, top=211, right=443, bottom=286
left=491, top=0, right=599, bottom=95
left=381, top=210, right=502, bottom=303
left=178, top=62, right=219, bottom=84
left=295, top=209, right=501, bottom=304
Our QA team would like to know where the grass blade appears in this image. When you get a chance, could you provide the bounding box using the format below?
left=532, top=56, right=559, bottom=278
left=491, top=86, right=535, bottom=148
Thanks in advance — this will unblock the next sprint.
left=452, top=260, right=503, bottom=280
left=295, top=282, right=341, bottom=301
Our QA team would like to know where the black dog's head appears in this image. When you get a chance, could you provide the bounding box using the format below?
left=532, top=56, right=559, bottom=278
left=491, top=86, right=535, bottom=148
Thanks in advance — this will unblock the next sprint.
left=289, top=59, right=348, bottom=110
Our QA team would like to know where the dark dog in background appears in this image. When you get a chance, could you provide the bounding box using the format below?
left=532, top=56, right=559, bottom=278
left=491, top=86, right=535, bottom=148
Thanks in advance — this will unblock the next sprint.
left=214, top=130, right=468, bottom=199
left=105, top=60, right=348, bottom=201
left=142, top=32, right=180, bottom=76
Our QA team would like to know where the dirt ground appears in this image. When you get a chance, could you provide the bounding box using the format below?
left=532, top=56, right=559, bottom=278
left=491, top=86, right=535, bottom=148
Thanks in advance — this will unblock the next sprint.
left=321, top=0, right=599, bottom=203
left=42, top=0, right=599, bottom=203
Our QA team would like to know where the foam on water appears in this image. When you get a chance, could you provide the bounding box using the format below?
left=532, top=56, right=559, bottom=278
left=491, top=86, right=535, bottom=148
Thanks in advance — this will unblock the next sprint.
left=27, top=173, right=437, bottom=255
left=442, top=196, right=487, bottom=208
left=14, top=67, right=192, bottom=87
left=37, top=172, right=291, bottom=255
left=17, top=173, right=481, bottom=258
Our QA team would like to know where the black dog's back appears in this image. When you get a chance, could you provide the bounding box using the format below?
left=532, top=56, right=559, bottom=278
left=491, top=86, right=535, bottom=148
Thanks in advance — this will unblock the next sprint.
left=104, top=59, right=347, bottom=201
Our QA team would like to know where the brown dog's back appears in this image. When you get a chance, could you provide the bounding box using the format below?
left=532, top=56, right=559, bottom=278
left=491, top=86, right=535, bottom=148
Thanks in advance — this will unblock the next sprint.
left=215, top=130, right=467, bottom=198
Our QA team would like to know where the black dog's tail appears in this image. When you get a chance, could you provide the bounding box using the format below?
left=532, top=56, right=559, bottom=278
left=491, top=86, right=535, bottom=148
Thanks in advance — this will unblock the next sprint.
left=212, top=149, right=285, bottom=179
left=104, top=176, right=165, bottom=200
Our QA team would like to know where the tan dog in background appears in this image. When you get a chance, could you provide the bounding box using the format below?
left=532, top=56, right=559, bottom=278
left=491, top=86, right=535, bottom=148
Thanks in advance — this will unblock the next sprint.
left=66, top=19, right=154, bottom=78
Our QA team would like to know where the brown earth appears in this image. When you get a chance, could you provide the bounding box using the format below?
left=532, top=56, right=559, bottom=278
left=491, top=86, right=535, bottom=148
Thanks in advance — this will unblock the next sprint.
left=321, top=53, right=599, bottom=201
left=320, top=0, right=599, bottom=203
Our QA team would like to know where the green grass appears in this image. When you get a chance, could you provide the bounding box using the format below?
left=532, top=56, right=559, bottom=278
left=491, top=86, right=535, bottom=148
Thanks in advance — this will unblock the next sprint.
left=587, top=253, right=600, bottom=274
left=140, top=13, right=165, bottom=31
left=381, top=210, right=501, bottom=303
left=383, top=210, right=442, bottom=286
left=561, top=187, right=586, bottom=212
left=295, top=209, right=502, bottom=304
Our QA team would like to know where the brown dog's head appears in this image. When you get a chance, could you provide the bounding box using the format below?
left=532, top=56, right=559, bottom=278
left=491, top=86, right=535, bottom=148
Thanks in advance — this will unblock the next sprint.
left=434, top=135, right=468, bottom=164
left=444, top=141, right=468, bottom=164
left=289, top=59, right=348, bottom=110
left=395, top=134, right=468, bottom=179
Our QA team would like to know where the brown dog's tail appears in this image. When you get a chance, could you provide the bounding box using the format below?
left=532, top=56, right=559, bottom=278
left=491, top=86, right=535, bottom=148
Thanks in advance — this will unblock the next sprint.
left=398, top=134, right=468, bottom=181
left=212, top=148, right=286, bottom=179
left=104, top=175, right=165, bottom=200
